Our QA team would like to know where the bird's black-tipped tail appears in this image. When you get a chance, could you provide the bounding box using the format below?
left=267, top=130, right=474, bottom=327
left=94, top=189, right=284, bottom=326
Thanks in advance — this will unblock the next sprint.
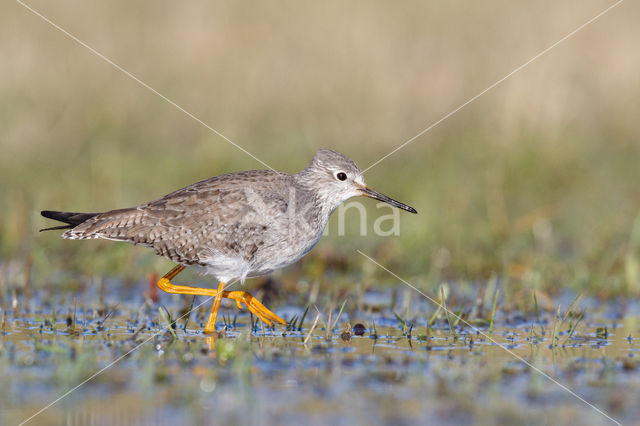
left=40, top=211, right=99, bottom=232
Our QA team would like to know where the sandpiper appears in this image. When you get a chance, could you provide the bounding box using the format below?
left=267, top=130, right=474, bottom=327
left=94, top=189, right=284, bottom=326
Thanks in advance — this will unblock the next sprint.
left=41, top=149, right=417, bottom=334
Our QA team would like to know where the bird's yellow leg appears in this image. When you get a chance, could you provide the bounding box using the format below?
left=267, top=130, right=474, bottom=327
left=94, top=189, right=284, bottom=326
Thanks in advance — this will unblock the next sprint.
left=157, top=265, right=219, bottom=297
left=157, top=265, right=285, bottom=332
left=226, top=291, right=286, bottom=326
left=204, top=281, right=226, bottom=334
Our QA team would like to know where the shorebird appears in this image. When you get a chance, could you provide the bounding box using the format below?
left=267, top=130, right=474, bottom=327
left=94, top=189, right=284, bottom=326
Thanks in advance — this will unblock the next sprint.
left=41, top=149, right=417, bottom=334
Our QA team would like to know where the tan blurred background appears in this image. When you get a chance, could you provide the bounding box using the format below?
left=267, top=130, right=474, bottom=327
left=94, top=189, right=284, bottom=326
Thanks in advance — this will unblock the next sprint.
left=1, top=0, right=639, bottom=296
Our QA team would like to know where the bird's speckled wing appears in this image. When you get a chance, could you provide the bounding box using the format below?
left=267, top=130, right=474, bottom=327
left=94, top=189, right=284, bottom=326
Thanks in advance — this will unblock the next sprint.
left=64, top=170, right=291, bottom=265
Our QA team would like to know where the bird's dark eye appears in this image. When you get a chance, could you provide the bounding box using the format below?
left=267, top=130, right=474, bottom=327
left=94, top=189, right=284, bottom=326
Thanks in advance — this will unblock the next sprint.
left=336, top=172, right=347, bottom=181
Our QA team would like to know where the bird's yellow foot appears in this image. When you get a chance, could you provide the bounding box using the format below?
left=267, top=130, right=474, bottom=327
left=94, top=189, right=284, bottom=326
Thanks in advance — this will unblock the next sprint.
left=203, top=281, right=227, bottom=335
left=225, top=291, right=286, bottom=326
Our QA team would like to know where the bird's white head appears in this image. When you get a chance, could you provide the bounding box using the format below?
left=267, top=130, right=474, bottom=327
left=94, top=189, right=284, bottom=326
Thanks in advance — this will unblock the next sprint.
left=296, top=149, right=418, bottom=215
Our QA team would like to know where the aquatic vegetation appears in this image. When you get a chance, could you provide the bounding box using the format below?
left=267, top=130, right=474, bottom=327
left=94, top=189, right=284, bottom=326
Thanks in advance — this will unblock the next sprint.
left=1, top=277, right=638, bottom=425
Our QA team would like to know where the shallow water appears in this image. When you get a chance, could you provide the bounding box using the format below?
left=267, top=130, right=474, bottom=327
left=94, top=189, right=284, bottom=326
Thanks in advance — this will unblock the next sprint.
left=0, top=283, right=639, bottom=426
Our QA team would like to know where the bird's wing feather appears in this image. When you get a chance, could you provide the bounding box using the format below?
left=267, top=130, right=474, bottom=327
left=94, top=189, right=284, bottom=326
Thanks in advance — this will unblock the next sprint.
left=64, top=170, right=291, bottom=265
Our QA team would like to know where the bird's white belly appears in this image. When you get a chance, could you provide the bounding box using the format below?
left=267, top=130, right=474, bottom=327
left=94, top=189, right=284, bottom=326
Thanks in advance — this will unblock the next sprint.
left=196, top=227, right=324, bottom=284
left=194, top=255, right=252, bottom=284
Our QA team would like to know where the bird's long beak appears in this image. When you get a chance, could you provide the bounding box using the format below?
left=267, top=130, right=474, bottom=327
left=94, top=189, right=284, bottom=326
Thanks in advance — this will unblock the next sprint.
left=359, top=186, right=418, bottom=214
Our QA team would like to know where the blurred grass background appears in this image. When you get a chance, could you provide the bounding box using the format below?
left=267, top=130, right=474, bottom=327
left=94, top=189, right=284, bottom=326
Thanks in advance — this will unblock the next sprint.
left=1, top=0, right=639, bottom=299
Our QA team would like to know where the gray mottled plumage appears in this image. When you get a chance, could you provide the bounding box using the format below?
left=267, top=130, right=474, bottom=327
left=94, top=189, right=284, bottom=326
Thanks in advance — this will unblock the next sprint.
left=41, top=149, right=416, bottom=283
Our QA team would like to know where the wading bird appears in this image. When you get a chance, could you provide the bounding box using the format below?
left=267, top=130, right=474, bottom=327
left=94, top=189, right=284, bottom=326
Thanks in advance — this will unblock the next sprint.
left=41, top=149, right=417, bottom=334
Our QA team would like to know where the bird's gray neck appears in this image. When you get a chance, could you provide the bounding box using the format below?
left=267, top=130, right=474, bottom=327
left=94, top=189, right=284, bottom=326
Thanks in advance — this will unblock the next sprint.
left=292, top=172, right=337, bottom=234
